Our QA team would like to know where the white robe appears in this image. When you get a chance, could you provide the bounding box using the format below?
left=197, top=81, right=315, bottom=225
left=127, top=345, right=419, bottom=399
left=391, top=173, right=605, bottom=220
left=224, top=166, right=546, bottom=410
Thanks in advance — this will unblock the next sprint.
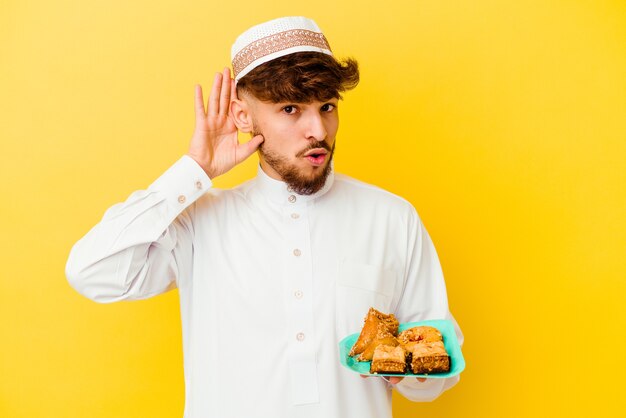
left=66, top=155, right=463, bottom=418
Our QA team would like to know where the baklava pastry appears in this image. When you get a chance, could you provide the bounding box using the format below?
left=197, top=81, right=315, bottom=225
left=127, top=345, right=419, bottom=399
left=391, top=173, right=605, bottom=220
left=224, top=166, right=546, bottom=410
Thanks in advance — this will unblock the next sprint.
left=370, top=345, right=407, bottom=374
left=357, top=322, right=399, bottom=362
left=349, top=307, right=399, bottom=357
left=410, top=341, right=450, bottom=374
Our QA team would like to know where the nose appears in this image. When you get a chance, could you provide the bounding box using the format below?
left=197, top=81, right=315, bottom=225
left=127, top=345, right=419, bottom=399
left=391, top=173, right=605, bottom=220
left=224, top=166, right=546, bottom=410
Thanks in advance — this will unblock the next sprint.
left=303, top=112, right=327, bottom=142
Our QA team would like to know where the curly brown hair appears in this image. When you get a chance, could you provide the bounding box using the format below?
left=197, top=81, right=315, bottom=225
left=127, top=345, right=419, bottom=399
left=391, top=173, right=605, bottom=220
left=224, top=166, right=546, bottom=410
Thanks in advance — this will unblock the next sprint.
left=236, top=52, right=359, bottom=103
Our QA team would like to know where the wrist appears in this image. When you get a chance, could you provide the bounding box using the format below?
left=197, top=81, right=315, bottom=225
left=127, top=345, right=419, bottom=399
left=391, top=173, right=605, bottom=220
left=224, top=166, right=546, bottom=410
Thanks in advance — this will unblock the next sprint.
left=186, top=152, right=215, bottom=179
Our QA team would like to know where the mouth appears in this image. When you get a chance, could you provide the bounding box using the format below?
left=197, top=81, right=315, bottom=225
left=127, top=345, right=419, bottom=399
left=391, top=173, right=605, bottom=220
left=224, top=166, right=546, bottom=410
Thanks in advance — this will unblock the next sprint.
left=303, top=148, right=328, bottom=166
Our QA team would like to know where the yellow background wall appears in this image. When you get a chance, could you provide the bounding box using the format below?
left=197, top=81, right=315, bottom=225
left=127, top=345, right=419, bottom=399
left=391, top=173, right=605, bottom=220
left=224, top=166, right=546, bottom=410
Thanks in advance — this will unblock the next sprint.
left=1, top=0, right=624, bottom=416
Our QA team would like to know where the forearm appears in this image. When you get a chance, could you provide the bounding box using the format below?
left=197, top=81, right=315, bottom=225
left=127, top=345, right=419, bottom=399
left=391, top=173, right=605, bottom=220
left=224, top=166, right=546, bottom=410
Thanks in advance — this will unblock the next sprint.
left=67, top=70, right=262, bottom=302
left=392, top=209, right=465, bottom=401
left=65, top=155, right=210, bottom=302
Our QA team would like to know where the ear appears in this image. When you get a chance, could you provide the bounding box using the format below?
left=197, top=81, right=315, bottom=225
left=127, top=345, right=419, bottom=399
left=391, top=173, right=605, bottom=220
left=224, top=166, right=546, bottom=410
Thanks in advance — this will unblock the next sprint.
left=230, top=98, right=254, bottom=133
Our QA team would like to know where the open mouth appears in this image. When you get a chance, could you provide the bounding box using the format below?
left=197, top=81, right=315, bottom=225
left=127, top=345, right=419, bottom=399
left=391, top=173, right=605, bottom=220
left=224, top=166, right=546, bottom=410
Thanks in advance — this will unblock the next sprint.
left=303, top=149, right=328, bottom=166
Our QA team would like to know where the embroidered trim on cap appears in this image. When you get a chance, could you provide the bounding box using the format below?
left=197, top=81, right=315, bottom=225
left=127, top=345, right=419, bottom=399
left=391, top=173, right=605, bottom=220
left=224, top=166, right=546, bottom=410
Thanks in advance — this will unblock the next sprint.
left=232, top=29, right=331, bottom=78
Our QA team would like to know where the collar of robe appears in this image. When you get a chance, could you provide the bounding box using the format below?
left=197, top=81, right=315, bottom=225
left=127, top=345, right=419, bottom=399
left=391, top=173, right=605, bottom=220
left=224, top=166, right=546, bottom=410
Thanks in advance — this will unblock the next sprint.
left=253, top=162, right=335, bottom=205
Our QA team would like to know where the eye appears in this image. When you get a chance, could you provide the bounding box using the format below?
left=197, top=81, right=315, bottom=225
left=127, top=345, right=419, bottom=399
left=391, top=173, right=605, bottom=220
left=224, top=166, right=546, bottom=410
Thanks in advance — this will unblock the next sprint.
left=282, top=105, right=298, bottom=114
left=321, top=103, right=336, bottom=112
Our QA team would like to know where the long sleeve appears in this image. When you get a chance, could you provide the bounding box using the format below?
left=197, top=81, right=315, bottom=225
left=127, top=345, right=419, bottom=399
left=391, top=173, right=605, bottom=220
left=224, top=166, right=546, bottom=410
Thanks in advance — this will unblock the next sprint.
left=65, top=155, right=211, bottom=303
left=393, top=207, right=464, bottom=401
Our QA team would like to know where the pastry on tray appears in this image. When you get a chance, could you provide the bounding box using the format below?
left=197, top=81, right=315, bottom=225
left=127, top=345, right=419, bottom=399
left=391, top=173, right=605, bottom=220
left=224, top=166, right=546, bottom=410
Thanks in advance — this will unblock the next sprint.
left=409, top=341, right=450, bottom=374
left=348, top=308, right=452, bottom=375
left=370, top=345, right=407, bottom=374
left=398, top=325, right=443, bottom=352
left=349, top=307, right=399, bottom=357
left=357, top=322, right=399, bottom=362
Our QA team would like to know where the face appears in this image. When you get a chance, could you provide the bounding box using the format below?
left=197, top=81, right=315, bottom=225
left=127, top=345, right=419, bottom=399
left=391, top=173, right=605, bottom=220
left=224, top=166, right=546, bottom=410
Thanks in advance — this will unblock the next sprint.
left=246, top=95, right=339, bottom=195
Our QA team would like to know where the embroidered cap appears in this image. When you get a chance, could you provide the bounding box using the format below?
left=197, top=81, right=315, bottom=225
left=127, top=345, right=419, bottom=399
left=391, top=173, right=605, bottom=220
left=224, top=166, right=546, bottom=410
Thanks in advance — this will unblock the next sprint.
left=231, top=16, right=333, bottom=83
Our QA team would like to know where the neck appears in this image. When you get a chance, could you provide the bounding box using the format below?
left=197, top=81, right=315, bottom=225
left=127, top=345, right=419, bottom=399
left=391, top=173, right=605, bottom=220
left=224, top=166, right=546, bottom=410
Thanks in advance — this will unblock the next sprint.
left=259, top=157, right=283, bottom=181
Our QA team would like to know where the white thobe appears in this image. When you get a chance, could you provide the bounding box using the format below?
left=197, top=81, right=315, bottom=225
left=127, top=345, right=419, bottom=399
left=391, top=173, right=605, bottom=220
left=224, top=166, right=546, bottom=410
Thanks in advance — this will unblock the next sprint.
left=66, top=155, right=463, bottom=418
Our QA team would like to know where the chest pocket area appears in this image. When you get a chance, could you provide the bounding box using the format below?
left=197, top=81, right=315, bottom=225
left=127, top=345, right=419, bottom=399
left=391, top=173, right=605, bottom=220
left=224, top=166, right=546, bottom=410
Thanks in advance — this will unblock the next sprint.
left=335, top=261, right=398, bottom=337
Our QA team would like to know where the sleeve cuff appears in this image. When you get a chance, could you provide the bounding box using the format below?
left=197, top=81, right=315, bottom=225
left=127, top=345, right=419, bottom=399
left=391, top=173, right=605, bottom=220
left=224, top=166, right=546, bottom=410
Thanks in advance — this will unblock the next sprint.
left=148, top=155, right=213, bottom=208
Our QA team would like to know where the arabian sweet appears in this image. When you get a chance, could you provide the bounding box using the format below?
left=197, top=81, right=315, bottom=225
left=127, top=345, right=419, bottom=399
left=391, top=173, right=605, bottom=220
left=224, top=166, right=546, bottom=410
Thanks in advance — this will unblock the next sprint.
left=397, top=325, right=443, bottom=352
left=348, top=307, right=452, bottom=375
left=409, top=341, right=450, bottom=374
left=349, top=307, right=399, bottom=359
left=370, top=345, right=407, bottom=374
left=356, top=322, right=399, bottom=362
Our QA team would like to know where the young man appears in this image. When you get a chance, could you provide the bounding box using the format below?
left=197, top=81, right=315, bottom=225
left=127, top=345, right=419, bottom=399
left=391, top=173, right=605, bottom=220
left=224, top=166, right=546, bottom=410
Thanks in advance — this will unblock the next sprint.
left=66, top=16, right=463, bottom=418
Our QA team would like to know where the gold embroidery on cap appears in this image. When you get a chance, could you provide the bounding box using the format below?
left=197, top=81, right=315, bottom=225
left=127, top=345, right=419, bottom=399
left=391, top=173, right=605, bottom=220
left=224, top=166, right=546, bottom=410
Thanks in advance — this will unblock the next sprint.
left=233, top=29, right=331, bottom=77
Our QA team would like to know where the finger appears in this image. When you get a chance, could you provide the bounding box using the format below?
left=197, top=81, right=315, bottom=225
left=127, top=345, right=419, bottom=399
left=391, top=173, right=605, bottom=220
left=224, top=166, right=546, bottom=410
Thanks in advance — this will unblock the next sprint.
left=230, top=71, right=238, bottom=102
left=208, top=72, right=222, bottom=116
left=388, top=376, right=404, bottom=385
left=194, top=85, right=206, bottom=123
left=235, top=134, right=264, bottom=164
left=359, top=374, right=369, bottom=379
left=218, top=67, right=231, bottom=116
left=417, top=378, right=427, bottom=383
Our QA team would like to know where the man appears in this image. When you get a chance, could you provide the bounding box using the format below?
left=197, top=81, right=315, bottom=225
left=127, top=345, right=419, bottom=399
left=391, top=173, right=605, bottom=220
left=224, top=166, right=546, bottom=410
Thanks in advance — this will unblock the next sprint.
left=66, top=16, right=463, bottom=418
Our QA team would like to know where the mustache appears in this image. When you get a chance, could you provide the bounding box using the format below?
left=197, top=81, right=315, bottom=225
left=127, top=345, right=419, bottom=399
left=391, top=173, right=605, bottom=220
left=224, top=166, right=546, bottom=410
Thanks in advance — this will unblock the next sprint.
left=252, top=123, right=334, bottom=157
left=296, top=141, right=333, bottom=158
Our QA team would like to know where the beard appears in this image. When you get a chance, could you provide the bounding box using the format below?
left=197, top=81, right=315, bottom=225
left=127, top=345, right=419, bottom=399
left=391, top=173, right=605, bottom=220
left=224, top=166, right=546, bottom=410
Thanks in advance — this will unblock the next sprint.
left=254, top=128, right=335, bottom=196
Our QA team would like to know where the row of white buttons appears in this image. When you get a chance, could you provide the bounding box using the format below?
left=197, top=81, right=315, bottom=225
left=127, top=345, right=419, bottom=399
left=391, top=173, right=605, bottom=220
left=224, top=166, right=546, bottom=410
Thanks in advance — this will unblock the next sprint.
left=288, top=194, right=306, bottom=343
left=293, top=243, right=303, bottom=330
